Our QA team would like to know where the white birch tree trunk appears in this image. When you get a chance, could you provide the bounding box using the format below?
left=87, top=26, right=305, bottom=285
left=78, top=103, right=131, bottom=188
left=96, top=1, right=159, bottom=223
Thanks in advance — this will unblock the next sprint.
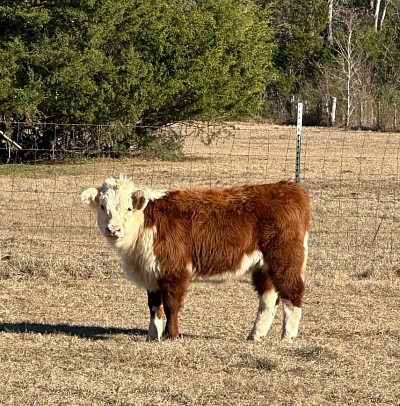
left=328, top=0, right=334, bottom=43
left=345, top=30, right=352, bottom=129
left=374, top=0, right=382, bottom=32
left=378, top=0, right=389, bottom=31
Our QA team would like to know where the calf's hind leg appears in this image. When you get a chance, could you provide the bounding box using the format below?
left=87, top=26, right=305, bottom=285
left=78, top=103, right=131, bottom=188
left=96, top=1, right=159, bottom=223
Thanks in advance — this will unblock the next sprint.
left=281, top=234, right=308, bottom=340
left=281, top=297, right=302, bottom=340
left=248, top=268, right=279, bottom=341
left=275, top=260, right=306, bottom=340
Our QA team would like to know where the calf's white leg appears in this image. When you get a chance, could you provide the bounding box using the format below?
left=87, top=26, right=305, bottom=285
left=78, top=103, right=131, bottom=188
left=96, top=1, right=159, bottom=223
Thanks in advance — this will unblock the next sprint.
left=147, top=291, right=163, bottom=341
left=148, top=311, right=163, bottom=341
left=281, top=299, right=302, bottom=340
left=247, top=289, right=279, bottom=341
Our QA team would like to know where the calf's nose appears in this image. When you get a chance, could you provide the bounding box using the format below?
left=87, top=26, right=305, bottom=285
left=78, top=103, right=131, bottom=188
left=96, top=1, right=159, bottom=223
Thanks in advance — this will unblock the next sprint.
left=106, top=225, right=122, bottom=236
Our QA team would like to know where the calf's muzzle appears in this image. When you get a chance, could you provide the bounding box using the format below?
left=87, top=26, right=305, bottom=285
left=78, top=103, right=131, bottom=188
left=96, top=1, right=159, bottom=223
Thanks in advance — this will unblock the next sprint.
left=106, top=225, right=122, bottom=238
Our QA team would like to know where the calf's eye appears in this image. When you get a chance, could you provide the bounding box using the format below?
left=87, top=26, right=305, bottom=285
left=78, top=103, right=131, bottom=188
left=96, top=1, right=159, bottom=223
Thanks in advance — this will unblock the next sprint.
left=100, top=204, right=105, bottom=211
left=127, top=207, right=133, bottom=212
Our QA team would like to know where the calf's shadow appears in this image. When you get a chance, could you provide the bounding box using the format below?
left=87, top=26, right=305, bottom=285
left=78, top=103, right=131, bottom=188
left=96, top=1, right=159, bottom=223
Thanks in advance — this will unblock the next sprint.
left=0, top=322, right=147, bottom=340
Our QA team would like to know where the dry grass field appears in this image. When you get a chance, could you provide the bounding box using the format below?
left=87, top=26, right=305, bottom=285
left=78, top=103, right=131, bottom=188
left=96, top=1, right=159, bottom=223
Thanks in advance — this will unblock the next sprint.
left=0, top=124, right=399, bottom=405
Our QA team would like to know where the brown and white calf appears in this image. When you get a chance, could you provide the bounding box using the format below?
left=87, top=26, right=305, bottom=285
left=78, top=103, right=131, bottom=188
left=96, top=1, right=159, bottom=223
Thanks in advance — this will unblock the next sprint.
left=81, top=177, right=310, bottom=341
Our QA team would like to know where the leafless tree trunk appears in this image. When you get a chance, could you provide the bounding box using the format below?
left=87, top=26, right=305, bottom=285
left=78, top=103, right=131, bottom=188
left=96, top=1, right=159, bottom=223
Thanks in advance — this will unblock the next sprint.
left=328, top=0, right=334, bottom=43
left=332, top=14, right=364, bottom=129
left=373, top=0, right=390, bottom=32
left=330, top=97, right=337, bottom=126
left=374, top=0, right=382, bottom=32
left=345, top=31, right=353, bottom=129
left=378, top=0, right=389, bottom=31
left=377, top=100, right=381, bottom=129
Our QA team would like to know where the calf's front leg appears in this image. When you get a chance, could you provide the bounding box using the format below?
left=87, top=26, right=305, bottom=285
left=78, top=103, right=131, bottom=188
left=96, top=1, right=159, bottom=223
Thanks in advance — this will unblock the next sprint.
left=159, top=275, right=189, bottom=339
left=147, top=290, right=163, bottom=341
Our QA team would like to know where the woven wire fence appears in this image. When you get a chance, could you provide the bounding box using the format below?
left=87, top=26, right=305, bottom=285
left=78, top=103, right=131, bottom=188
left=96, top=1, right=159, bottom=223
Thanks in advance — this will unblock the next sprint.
left=0, top=122, right=399, bottom=280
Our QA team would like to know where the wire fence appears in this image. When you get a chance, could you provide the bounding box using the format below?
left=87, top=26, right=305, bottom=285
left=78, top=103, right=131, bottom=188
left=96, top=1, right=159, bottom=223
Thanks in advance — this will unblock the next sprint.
left=0, top=122, right=399, bottom=280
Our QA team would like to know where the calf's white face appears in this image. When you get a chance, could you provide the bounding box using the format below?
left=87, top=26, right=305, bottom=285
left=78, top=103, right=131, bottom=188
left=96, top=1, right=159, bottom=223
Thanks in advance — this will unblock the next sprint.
left=81, top=178, right=147, bottom=244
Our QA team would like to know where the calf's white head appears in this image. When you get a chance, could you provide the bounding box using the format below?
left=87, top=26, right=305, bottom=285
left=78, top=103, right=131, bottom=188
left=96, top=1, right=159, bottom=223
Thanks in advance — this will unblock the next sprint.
left=81, top=177, right=147, bottom=243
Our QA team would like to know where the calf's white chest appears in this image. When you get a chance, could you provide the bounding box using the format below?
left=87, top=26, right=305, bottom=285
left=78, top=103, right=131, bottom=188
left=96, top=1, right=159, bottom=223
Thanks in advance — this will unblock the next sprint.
left=117, top=226, right=159, bottom=291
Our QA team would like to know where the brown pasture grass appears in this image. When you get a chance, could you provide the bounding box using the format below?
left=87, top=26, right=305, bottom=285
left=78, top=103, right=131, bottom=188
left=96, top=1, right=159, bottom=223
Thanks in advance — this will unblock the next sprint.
left=0, top=124, right=399, bottom=405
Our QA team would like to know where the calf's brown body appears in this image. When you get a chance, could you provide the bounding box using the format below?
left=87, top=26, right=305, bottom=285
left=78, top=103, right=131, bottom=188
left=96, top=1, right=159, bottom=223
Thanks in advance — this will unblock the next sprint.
left=81, top=177, right=310, bottom=341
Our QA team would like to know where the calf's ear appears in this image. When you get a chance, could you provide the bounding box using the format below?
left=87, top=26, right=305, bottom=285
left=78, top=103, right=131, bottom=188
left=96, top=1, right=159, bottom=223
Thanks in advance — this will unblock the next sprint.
left=81, top=187, right=100, bottom=209
left=132, top=190, right=148, bottom=211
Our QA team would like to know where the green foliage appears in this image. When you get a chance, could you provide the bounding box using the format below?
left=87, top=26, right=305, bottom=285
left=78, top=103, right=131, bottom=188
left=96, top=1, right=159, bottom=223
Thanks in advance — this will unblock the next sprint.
left=0, top=0, right=275, bottom=128
left=0, top=0, right=398, bottom=147
left=264, top=0, right=330, bottom=121
left=128, top=127, right=186, bottom=161
left=359, top=23, right=400, bottom=94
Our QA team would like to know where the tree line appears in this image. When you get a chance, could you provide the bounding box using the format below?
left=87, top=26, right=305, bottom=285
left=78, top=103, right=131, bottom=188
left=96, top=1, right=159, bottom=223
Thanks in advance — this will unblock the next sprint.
left=0, top=0, right=399, bottom=158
